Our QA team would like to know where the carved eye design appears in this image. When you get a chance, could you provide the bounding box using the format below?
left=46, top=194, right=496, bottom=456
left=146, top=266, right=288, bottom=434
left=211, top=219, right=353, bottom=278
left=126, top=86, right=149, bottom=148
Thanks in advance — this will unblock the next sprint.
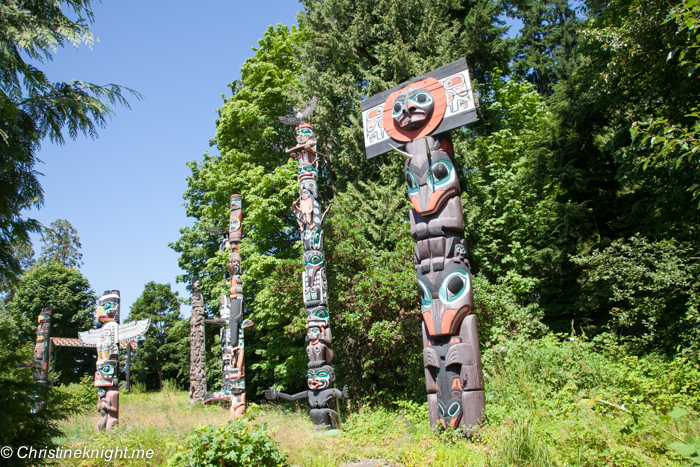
left=314, top=308, right=329, bottom=319
left=409, top=91, right=433, bottom=106
left=318, top=371, right=329, bottom=379
left=417, top=279, right=432, bottom=306
left=429, top=160, right=453, bottom=188
left=448, top=401, right=461, bottom=417
left=392, top=99, right=405, bottom=117
left=437, top=401, right=446, bottom=417
left=438, top=271, right=470, bottom=304
left=406, top=172, right=419, bottom=193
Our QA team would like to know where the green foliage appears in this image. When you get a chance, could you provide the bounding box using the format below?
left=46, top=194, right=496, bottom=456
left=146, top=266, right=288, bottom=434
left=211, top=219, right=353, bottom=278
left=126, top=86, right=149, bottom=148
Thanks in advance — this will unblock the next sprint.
left=5, top=263, right=95, bottom=384
left=572, top=235, right=700, bottom=355
left=167, top=421, right=288, bottom=467
left=37, top=219, right=83, bottom=269
left=0, top=0, right=141, bottom=285
left=50, top=374, right=96, bottom=415
left=482, top=333, right=700, bottom=465
left=128, top=282, right=189, bottom=390
left=0, top=311, right=60, bottom=466
left=506, top=0, right=582, bottom=95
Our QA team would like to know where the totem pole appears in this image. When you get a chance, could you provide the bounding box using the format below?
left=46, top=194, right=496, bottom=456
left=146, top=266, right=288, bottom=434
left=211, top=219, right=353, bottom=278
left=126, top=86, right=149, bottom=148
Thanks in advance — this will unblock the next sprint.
left=203, top=194, right=253, bottom=417
left=32, top=307, right=52, bottom=411
left=78, top=290, right=150, bottom=431
left=361, top=59, right=485, bottom=433
left=189, top=280, right=206, bottom=404
left=265, top=97, right=348, bottom=429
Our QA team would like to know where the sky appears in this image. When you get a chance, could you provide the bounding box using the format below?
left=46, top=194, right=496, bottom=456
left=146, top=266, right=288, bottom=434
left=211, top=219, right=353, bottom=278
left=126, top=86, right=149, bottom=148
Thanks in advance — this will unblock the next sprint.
left=27, top=1, right=524, bottom=321
left=28, top=0, right=303, bottom=319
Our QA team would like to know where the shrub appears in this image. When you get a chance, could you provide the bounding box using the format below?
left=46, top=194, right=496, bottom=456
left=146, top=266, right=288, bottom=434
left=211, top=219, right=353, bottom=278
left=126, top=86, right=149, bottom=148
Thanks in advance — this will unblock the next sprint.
left=167, top=421, right=288, bottom=467
left=50, top=374, right=96, bottom=414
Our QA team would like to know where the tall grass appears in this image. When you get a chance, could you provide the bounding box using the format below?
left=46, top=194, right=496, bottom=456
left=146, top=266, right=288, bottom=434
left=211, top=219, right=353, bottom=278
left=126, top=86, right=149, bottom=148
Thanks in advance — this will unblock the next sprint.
left=53, top=334, right=700, bottom=466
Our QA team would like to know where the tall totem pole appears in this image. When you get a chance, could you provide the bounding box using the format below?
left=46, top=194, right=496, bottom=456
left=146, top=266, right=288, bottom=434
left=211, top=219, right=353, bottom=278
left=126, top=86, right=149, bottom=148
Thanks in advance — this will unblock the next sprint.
left=79, top=290, right=150, bottom=431
left=265, top=97, right=349, bottom=429
left=362, top=59, right=485, bottom=433
left=32, top=307, right=52, bottom=411
left=203, top=195, right=253, bottom=417
left=189, top=280, right=206, bottom=404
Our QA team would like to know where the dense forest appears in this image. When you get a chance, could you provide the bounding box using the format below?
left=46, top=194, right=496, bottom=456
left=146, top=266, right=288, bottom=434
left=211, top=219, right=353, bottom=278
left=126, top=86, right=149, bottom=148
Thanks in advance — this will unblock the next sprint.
left=172, top=0, right=700, bottom=401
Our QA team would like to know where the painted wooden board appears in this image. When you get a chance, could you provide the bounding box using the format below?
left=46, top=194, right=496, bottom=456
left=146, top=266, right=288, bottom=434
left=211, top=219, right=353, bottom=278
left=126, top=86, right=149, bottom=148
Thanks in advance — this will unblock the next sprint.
left=50, top=337, right=137, bottom=350
left=362, top=58, right=477, bottom=159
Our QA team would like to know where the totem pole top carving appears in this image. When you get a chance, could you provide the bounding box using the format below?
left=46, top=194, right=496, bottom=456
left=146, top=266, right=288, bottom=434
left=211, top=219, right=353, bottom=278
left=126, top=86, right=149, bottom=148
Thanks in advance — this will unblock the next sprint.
left=362, top=58, right=476, bottom=159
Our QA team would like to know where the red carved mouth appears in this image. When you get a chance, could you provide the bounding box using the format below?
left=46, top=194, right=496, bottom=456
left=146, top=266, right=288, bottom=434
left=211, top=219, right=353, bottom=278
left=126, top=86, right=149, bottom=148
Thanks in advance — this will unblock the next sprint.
left=309, top=380, right=322, bottom=389
left=399, top=109, right=426, bottom=127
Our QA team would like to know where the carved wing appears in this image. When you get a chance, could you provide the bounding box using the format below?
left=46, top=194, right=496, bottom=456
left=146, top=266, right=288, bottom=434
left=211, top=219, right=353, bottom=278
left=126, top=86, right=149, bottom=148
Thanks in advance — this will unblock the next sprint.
left=117, top=318, right=151, bottom=342
left=78, top=328, right=101, bottom=347
left=278, top=114, right=299, bottom=125
left=300, top=96, right=318, bottom=119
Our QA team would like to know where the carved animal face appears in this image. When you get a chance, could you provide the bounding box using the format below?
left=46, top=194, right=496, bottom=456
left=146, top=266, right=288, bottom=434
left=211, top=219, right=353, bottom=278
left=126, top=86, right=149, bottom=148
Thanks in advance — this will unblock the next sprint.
left=38, top=308, right=51, bottom=324
left=306, top=307, right=330, bottom=326
left=307, top=365, right=335, bottom=390
left=392, top=86, right=435, bottom=131
left=417, top=260, right=473, bottom=337
left=405, top=138, right=460, bottom=216
left=95, top=359, right=118, bottom=386
left=96, top=291, right=120, bottom=323
left=437, top=375, right=464, bottom=429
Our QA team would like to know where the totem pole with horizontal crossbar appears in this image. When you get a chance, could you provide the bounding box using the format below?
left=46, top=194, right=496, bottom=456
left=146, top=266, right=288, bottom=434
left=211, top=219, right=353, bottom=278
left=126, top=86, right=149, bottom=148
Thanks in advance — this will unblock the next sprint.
left=265, top=97, right=348, bottom=429
left=78, top=290, right=150, bottom=431
left=361, top=59, right=485, bottom=434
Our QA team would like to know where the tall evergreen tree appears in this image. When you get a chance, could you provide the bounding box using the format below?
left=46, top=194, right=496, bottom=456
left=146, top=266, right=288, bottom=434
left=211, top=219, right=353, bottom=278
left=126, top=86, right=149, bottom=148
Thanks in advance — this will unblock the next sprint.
left=38, top=219, right=83, bottom=269
left=128, top=282, right=188, bottom=390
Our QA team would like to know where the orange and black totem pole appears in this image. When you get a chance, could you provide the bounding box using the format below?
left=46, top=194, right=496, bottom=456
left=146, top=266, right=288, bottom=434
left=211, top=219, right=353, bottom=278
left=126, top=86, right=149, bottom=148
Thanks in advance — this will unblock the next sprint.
left=362, top=59, right=485, bottom=434
left=265, top=98, right=348, bottom=429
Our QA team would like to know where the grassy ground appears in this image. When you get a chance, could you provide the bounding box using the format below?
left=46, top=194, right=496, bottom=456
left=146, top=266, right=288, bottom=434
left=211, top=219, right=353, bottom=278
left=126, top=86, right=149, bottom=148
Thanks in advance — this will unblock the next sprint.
left=54, top=335, right=700, bottom=466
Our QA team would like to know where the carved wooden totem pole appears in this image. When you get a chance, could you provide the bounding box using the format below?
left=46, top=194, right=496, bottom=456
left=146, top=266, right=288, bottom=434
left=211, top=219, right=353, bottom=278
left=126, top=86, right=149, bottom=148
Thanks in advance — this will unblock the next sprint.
left=265, top=97, right=348, bottom=429
left=32, top=307, right=52, bottom=411
left=79, top=290, right=150, bottom=431
left=189, top=280, right=206, bottom=404
left=203, top=195, right=253, bottom=417
left=362, top=59, right=485, bottom=433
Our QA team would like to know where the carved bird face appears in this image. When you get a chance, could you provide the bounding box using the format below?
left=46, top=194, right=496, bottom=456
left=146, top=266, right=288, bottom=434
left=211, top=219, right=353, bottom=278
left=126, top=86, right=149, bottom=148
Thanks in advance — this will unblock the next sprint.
left=405, top=139, right=460, bottom=216
left=417, top=260, right=473, bottom=337
left=392, top=86, right=435, bottom=130
left=96, top=291, right=120, bottom=323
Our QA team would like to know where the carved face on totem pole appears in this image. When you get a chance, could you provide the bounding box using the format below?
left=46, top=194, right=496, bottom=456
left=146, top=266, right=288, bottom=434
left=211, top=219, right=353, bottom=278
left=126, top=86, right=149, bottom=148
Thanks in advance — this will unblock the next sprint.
left=96, top=290, right=120, bottom=323
left=229, top=194, right=242, bottom=242
left=418, top=259, right=473, bottom=337
left=295, top=123, right=315, bottom=145
left=307, top=365, right=334, bottom=390
left=303, top=250, right=327, bottom=307
left=392, top=86, right=435, bottom=131
left=405, top=138, right=460, bottom=216
left=306, top=324, right=324, bottom=343
left=306, top=306, right=330, bottom=327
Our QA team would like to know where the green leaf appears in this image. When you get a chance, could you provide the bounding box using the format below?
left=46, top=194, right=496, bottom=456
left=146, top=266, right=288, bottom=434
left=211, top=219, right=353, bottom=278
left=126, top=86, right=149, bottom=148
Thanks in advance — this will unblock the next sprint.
left=669, top=407, right=688, bottom=419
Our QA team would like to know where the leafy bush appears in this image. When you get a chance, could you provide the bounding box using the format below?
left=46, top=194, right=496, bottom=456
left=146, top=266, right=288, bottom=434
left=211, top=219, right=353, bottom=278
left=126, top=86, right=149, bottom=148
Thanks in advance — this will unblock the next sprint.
left=572, top=235, right=700, bottom=355
left=50, top=375, right=95, bottom=414
left=167, top=421, right=288, bottom=467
